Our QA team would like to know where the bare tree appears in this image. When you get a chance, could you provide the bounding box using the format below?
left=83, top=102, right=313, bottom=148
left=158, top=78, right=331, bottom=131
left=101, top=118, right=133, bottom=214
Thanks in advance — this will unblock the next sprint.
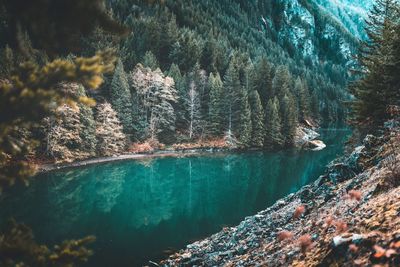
left=187, top=81, right=201, bottom=139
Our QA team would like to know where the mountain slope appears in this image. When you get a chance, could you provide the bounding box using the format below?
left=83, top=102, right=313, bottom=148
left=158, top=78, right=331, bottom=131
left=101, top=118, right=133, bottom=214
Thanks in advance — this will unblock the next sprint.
left=108, top=0, right=366, bottom=123
left=29, top=0, right=374, bottom=161
left=312, top=0, right=372, bottom=39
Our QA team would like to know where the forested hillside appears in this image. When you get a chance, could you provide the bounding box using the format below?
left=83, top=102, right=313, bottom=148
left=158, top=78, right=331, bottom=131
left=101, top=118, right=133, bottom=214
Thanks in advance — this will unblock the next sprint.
left=312, top=0, right=372, bottom=39
left=1, top=0, right=362, bottom=163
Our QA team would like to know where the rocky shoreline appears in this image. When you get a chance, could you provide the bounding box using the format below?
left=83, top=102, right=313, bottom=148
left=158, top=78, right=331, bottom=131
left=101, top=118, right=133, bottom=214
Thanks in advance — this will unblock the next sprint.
left=160, top=124, right=400, bottom=266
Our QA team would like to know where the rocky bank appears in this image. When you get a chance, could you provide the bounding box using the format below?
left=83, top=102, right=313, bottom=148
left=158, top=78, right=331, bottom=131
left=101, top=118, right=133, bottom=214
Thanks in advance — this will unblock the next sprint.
left=160, top=122, right=400, bottom=267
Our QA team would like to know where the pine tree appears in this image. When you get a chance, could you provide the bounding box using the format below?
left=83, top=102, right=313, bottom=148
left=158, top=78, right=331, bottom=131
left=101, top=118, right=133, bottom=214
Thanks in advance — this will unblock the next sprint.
left=351, top=0, right=400, bottom=123
left=295, top=77, right=311, bottom=121
left=167, top=63, right=182, bottom=82
left=95, top=102, right=127, bottom=156
left=250, top=90, right=265, bottom=148
left=281, top=94, right=298, bottom=146
left=189, top=63, right=209, bottom=130
left=142, top=51, right=159, bottom=70
left=201, top=30, right=217, bottom=73
left=390, top=23, right=400, bottom=103
left=238, top=86, right=252, bottom=147
left=186, top=81, right=201, bottom=139
left=252, top=56, right=273, bottom=106
left=44, top=83, right=98, bottom=162
left=110, top=59, right=134, bottom=137
left=167, top=63, right=187, bottom=132
left=0, top=45, right=14, bottom=77
left=45, top=104, right=88, bottom=163
left=130, top=65, right=178, bottom=143
left=159, top=14, right=179, bottom=67
left=222, top=59, right=241, bottom=140
left=150, top=71, right=178, bottom=144
left=265, top=97, right=284, bottom=149
left=311, top=89, right=320, bottom=118
left=208, top=72, right=223, bottom=136
left=131, top=87, right=148, bottom=141
left=170, top=29, right=203, bottom=72
left=273, top=65, right=291, bottom=100
left=76, top=84, right=96, bottom=156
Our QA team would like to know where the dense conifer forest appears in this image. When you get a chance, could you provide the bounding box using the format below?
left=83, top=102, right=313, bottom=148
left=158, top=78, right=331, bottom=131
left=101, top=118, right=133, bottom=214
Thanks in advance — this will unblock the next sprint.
left=0, top=0, right=366, bottom=163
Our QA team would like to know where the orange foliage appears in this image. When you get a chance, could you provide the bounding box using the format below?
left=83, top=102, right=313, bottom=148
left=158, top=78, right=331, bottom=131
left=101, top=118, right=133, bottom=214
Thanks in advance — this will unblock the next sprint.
left=373, top=245, right=386, bottom=258
left=129, top=142, right=154, bottom=153
left=277, top=231, right=294, bottom=242
left=129, top=139, right=165, bottom=154
left=172, top=138, right=228, bottom=150
left=348, top=190, right=362, bottom=201
left=298, top=234, right=313, bottom=254
left=391, top=241, right=400, bottom=249
left=385, top=249, right=397, bottom=258
left=324, top=215, right=334, bottom=227
left=373, top=245, right=397, bottom=258
left=293, top=205, right=306, bottom=219
left=349, top=244, right=359, bottom=253
left=334, top=220, right=348, bottom=233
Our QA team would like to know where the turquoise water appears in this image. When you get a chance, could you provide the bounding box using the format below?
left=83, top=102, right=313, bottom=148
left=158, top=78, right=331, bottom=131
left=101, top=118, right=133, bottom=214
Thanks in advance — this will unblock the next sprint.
left=0, top=128, right=350, bottom=266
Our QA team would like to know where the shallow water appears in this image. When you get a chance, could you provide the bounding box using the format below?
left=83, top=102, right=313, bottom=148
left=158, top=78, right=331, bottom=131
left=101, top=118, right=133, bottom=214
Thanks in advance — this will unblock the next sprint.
left=0, top=128, right=351, bottom=266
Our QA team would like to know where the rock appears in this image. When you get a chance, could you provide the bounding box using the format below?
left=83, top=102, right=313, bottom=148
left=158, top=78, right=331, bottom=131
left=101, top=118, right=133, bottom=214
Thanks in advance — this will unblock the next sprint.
left=294, top=126, right=320, bottom=147
left=344, top=145, right=365, bottom=172
left=300, top=186, right=314, bottom=202
left=384, top=119, right=400, bottom=130
left=362, top=134, right=379, bottom=149
left=324, top=188, right=335, bottom=201
left=294, top=126, right=328, bottom=151
left=307, top=140, right=327, bottom=151
left=185, top=257, right=203, bottom=266
left=276, top=200, right=286, bottom=207
left=181, top=252, right=192, bottom=259
left=326, top=163, right=356, bottom=183
left=332, top=234, right=364, bottom=247
left=219, top=250, right=235, bottom=258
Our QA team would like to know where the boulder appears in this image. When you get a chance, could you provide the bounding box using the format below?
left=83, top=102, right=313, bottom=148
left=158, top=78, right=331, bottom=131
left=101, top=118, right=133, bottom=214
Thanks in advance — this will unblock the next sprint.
left=309, top=140, right=327, bottom=151
left=326, top=163, right=357, bottom=183
left=302, top=139, right=326, bottom=151
left=294, top=125, right=327, bottom=151
left=294, top=126, right=320, bottom=147
left=332, top=233, right=364, bottom=247
left=344, top=145, right=365, bottom=172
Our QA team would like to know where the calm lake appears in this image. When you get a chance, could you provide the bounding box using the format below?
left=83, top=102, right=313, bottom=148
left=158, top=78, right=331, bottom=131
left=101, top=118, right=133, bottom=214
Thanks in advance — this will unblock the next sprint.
left=0, top=127, right=351, bottom=266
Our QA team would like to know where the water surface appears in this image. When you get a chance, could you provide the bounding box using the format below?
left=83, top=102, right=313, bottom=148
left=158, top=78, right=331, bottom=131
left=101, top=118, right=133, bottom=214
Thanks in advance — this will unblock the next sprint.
left=0, top=128, right=351, bottom=266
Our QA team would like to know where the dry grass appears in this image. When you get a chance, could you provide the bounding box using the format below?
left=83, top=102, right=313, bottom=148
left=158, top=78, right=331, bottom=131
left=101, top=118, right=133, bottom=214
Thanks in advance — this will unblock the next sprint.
left=128, top=139, right=165, bottom=154
left=171, top=138, right=228, bottom=150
